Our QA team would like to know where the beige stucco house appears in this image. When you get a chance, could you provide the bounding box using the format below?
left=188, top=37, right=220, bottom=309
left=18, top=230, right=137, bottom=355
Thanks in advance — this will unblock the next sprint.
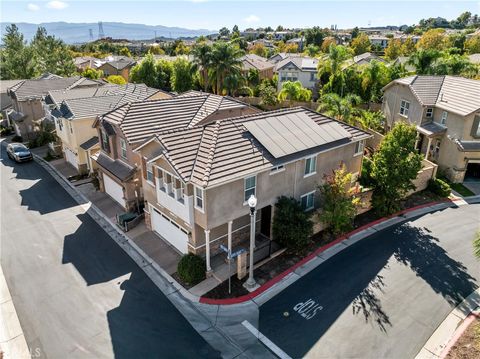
left=97, top=56, right=136, bottom=82
left=382, top=75, right=480, bottom=183
left=134, top=107, right=370, bottom=272
left=275, top=56, right=319, bottom=95
left=46, top=83, right=166, bottom=174
left=93, top=91, right=259, bottom=211
left=7, top=76, right=103, bottom=140
left=240, top=54, right=275, bottom=80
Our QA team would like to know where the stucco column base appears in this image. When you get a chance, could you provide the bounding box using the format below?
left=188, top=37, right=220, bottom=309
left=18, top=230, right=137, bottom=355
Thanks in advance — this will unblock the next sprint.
left=243, top=280, right=260, bottom=292
left=205, top=269, right=214, bottom=278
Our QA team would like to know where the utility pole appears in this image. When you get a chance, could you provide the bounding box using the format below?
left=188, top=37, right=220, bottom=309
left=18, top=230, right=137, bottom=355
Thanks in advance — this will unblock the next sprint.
left=98, top=21, right=105, bottom=39
left=89, top=28, right=94, bottom=41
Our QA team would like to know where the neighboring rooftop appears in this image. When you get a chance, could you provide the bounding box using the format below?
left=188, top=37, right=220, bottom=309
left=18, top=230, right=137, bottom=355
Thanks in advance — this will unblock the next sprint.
left=275, top=56, right=319, bottom=72
left=352, top=52, right=388, bottom=65
left=101, top=91, right=255, bottom=144
left=148, top=107, right=370, bottom=187
left=240, top=54, right=274, bottom=72
left=8, top=76, right=104, bottom=101
left=384, top=75, right=480, bottom=116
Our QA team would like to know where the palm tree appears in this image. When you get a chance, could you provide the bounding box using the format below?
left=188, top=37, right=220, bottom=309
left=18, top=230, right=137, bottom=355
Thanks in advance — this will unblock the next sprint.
left=317, top=44, right=352, bottom=96
left=191, top=42, right=212, bottom=92
left=407, top=49, right=442, bottom=74
left=278, top=81, right=312, bottom=106
left=317, top=93, right=362, bottom=124
left=208, top=42, right=244, bottom=95
left=361, top=60, right=388, bottom=108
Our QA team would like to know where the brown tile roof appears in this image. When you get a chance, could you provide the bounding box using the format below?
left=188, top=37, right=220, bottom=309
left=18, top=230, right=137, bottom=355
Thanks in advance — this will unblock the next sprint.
left=100, top=91, right=253, bottom=144
left=151, top=107, right=371, bottom=187
left=240, top=54, right=274, bottom=71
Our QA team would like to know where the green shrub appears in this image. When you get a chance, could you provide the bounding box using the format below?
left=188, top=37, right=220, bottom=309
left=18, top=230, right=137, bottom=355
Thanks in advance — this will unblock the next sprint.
left=428, top=178, right=451, bottom=197
left=11, top=135, right=23, bottom=143
left=0, top=126, right=13, bottom=137
left=272, top=196, right=313, bottom=250
left=177, top=253, right=205, bottom=285
left=359, top=157, right=375, bottom=187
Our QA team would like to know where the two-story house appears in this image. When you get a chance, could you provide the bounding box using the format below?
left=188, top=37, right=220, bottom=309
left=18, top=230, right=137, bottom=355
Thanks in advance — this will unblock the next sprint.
left=7, top=76, right=103, bottom=140
left=240, top=54, right=275, bottom=80
left=97, top=56, right=136, bottom=82
left=382, top=75, right=480, bottom=183
left=93, top=91, right=260, bottom=211
left=46, top=83, right=168, bottom=174
left=134, top=107, right=370, bottom=271
left=275, top=56, right=319, bottom=95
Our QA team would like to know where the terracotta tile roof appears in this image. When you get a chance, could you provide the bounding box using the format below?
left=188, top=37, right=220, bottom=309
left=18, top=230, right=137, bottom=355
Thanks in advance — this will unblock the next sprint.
left=152, top=107, right=371, bottom=187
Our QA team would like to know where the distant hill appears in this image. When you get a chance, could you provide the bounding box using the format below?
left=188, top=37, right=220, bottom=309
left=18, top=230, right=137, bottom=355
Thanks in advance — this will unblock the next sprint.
left=0, top=22, right=215, bottom=44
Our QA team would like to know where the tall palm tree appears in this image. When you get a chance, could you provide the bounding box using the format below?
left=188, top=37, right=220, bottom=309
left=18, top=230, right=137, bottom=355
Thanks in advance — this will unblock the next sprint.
left=278, top=81, right=312, bottom=106
left=317, top=44, right=352, bottom=96
left=361, top=60, right=388, bottom=108
left=208, top=42, right=244, bottom=95
left=317, top=93, right=362, bottom=125
left=191, top=42, right=212, bottom=92
left=407, top=49, right=441, bottom=75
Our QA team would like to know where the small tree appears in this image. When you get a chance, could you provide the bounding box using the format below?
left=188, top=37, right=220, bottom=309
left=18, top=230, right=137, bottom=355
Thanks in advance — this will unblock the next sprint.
left=81, top=67, right=103, bottom=79
left=177, top=254, right=205, bottom=285
left=278, top=81, right=312, bottom=104
left=351, top=33, right=372, bottom=55
left=119, top=47, right=132, bottom=57
left=371, top=122, right=423, bottom=215
left=474, top=230, right=480, bottom=260
left=272, top=196, right=313, bottom=250
left=259, top=82, right=278, bottom=106
left=106, top=75, right=126, bottom=84
left=319, top=164, right=361, bottom=235
left=171, top=58, right=193, bottom=92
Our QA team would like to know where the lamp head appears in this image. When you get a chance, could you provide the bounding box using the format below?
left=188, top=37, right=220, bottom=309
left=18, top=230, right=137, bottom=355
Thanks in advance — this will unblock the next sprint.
left=247, top=194, right=257, bottom=209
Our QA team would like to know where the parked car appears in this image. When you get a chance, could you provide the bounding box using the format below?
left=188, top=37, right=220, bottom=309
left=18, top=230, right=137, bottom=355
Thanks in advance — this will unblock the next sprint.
left=6, top=143, right=33, bottom=163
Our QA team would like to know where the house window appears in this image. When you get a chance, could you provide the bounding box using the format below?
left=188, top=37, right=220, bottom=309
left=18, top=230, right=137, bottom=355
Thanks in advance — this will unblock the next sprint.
left=146, top=163, right=154, bottom=184
left=270, top=165, right=285, bottom=174
left=120, top=138, right=127, bottom=159
left=300, top=191, right=315, bottom=211
left=178, top=182, right=185, bottom=203
left=304, top=156, right=316, bottom=176
left=400, top=100, right=410, bottom=117
left=57, top=118, right=63, bottom=131
left=425, top=108, right=433, bottom=118
left=354, top=140, right=365, bottom=156
left=244, top=175, right=256, bottom=202
left=69, top=122, right=73, bottom=134
left=310, top=72, right=316, bottom=81
left=101, top=130, right=110, bottom=152
left=195, top=186, right=204, bottom=210
left=441, top=111, right=448, bottom=125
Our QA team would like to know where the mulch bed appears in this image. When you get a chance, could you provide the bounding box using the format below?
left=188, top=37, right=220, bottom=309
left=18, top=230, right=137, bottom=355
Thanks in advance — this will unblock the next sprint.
left=203, top=190, right=445, bottom=300
left=446, top=318, right=480, bottom=359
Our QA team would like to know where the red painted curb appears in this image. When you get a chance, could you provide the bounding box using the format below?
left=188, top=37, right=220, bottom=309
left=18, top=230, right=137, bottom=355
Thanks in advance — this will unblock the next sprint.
left=440, top=312, right=480, bottom=358
left=199, top=199, right=455, bottom=305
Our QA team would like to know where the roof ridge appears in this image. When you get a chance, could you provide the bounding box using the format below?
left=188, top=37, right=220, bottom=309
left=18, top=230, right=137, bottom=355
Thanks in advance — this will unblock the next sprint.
left=201, top=121, right=222, bottom=186
left=435, top=75, right=447, bottom=104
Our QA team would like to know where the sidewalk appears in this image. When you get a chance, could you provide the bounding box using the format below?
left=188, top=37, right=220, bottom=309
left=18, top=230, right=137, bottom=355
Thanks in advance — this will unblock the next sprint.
left=415, top=289, right=480, bottom=359
left=0, top=265, right=30, bottom=359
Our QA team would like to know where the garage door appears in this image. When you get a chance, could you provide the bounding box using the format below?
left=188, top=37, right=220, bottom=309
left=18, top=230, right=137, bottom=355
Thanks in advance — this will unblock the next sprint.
left=64, top=148, right=78, bottom=169
left=151, top=208, right=188, bottom=254
left=103, top=173, right=126, bottom=207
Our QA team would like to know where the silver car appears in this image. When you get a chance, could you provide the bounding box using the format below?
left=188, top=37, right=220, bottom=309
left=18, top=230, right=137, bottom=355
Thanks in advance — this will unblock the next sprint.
left=6, top=143, right=33, bottom=163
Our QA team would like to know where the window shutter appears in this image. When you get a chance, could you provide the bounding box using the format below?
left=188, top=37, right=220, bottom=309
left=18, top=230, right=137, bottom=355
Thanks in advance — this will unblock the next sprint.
left=471, top=115, right=480, bottom=138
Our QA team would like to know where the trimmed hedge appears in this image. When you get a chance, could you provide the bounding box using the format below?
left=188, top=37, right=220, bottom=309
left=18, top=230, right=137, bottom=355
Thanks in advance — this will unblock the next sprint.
left=177, top=253, right=205, bottom=285
left=428, top=178, right=451, bottom=197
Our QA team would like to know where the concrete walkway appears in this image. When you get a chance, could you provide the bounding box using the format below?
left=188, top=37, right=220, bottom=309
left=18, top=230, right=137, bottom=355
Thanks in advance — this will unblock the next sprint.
left=415, top=289, right=480, bottom=359
left=0, top=265, right=30, bottom=359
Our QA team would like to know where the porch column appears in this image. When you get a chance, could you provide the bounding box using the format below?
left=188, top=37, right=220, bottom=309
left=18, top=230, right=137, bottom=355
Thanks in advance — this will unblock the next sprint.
left=227, top=221, right=233, bottom=255
left=414, top=132, right=420, bottom=151
left=205, top=229, right=212, bottom=273
left=425, top=137, right=432, bottom=160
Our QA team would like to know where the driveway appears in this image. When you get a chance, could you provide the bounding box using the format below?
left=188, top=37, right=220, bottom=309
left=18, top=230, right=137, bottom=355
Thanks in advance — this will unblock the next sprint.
left=0, top=143, right=219, bottom=358
left=259, top=204, right=480, bottom=358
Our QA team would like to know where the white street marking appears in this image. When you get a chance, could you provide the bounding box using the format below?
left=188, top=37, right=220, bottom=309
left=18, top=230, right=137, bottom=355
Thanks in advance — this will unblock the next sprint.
left=242, top=320, right=292, bottom=359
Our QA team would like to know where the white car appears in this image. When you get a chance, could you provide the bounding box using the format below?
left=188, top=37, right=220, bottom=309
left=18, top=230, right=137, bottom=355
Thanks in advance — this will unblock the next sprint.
left=6, top=143, right=33, bottom=163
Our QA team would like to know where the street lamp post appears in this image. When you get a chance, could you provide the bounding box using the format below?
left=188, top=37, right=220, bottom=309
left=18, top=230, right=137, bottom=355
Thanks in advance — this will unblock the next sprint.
left=244, top=194, right=257, bottom=290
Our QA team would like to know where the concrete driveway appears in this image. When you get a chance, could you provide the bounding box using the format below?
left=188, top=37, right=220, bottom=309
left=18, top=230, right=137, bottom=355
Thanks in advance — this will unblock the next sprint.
left=0, top=142, right=219, bottom=358
left=259, top=204, right=480, bottom=358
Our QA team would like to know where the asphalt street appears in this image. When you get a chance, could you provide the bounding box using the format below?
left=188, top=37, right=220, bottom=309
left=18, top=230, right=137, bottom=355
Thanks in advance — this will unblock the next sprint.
left=0, top=143, right=220, bottom=358
left=260, top=203, right=480, bottom=358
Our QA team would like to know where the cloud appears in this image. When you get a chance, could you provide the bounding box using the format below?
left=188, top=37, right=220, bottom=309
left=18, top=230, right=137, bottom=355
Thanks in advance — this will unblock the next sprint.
left=27, top=3, right=40, bottom=11
left=46, top=1, right=69, bottom=10
left=244, top=15, right=260, bottom=24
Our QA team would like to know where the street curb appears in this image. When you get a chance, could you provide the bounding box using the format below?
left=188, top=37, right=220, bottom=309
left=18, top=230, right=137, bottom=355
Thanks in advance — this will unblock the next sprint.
left=199, top=199, right=463, bottom=305
left=415, top=289, right=480, bottom=359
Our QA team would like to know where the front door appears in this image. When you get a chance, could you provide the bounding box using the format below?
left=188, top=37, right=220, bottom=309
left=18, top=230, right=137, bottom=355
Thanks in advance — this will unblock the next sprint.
left=260, top=205, right=272, bottom=238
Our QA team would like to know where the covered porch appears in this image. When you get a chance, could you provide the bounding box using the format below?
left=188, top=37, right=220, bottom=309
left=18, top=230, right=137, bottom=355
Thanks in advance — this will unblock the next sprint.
left=416, top=122, right=447, bottom=162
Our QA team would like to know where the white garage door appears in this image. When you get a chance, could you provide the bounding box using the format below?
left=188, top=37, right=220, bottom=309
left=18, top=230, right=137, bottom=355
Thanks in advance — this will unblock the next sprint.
left=151, top=208, right=188, bottom=254
left=64, top=148, right=78, bottom=169
left=103, top=174, right=125, bottom=207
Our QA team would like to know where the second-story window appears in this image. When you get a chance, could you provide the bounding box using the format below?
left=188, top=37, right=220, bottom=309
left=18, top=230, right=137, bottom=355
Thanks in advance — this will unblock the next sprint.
left=304, top=156, right=316, bottom=177
left=146, top=163, right=154, bottom=184
left=354, top=140, right=365, bottom=156
left=425, top=108, right=433, bottom=118
left=195, top=186, right=204, bottom=210
left=441, top=111, right=448, bottom=125
left=310, top=72, right=316, bottom=81
left=300, top=191, right=315, bottom=211
left=101, top=130, right=110, bottom=153
left=400, top=100, right=410, bottom=117
left=244, top=175, right=256, bottom=202
left=120, top=138, right=127, bottom=159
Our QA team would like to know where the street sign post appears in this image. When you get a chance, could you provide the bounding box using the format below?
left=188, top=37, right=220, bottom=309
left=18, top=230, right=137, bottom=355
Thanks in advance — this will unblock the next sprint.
left=219, top=245, right=246, bottom=294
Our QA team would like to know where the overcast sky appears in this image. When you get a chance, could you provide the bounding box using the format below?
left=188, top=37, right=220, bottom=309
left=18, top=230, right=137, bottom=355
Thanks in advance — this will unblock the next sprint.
left=1, top=1, right=480, bottom=30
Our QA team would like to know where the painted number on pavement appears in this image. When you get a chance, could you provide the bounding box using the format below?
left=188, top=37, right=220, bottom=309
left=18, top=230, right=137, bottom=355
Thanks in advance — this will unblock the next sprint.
left=293, top=299, right=323, bottom=320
